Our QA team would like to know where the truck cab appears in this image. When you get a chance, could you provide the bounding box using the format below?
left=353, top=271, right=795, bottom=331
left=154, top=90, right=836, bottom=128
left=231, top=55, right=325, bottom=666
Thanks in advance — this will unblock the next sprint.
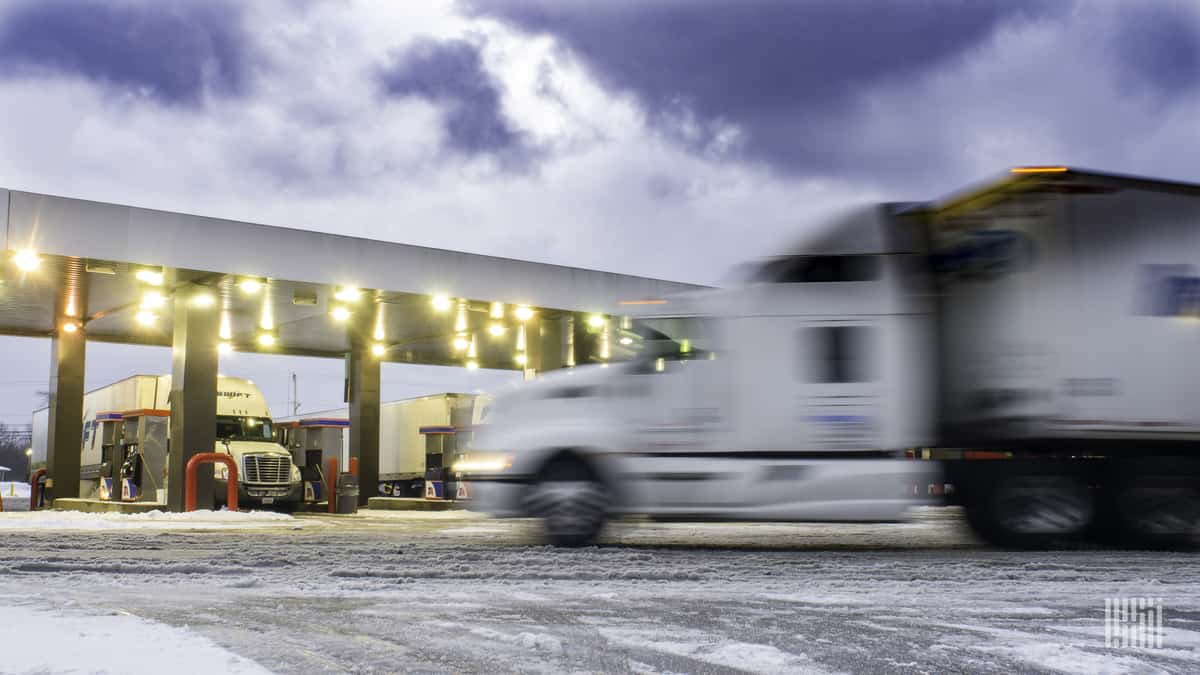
left=470, top=205, right=937, bottom=545
left=212, top=376, right=302, bottom=506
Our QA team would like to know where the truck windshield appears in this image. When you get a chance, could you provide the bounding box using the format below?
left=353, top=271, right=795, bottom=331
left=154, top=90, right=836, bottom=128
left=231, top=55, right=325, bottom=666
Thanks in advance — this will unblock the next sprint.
left=216, top=416, right=274, bottom=442
left=624, top=316, right=714, bottom=361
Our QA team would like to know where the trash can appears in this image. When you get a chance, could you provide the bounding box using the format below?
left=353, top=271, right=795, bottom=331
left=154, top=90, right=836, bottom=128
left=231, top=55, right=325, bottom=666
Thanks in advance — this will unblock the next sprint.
left=336, top=473, right=359, bottom=514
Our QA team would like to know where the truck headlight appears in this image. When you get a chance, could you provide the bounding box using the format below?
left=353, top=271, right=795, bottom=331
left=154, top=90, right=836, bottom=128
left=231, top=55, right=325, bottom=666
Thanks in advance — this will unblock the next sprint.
left=451, top=454, right=513, bottom=475
left=290, top=465, right=301, bottom=481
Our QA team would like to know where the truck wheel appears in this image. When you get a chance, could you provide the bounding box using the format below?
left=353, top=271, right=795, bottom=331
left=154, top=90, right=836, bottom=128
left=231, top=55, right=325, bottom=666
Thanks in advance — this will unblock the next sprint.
left=966, top=474, right=1094, bottom=548
left=1112, top=476, right=1200, bottom=550
left=522, top=456, right=609, bottom=547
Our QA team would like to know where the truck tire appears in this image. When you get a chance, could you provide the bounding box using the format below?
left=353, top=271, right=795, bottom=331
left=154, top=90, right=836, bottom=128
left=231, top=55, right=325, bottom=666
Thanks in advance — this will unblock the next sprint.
left=1109, top=470, right=1200, bottom=550
left=965, top=473, right=1094, bottom=549
left=522, top=455, right=609, bottom=547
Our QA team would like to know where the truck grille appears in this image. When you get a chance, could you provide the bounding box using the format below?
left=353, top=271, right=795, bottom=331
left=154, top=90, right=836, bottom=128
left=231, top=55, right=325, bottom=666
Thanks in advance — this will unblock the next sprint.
left=242, top=454, right=291, bottom=485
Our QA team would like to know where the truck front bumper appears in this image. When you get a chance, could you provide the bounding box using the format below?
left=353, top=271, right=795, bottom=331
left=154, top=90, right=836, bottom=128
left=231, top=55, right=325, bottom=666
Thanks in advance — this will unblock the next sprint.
left=465, top=476, right=528, bottom=517
left=215, top=478, right=303, bottom=506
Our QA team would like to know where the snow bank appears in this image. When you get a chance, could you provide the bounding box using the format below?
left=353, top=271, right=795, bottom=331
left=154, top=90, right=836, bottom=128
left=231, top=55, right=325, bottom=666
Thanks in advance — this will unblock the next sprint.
left=1, top=481, right=31, bottom=499
left=0, top=508, right=310, bottom=531
left=0, top=599, right=270, bottom=675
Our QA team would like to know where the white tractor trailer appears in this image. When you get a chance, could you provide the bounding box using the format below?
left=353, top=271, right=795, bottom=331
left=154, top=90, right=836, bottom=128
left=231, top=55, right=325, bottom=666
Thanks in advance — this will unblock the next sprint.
left=468, top=168, right=1200, bottom=548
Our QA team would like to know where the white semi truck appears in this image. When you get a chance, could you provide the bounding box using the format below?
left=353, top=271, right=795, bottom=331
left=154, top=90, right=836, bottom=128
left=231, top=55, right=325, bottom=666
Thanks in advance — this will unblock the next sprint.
left=290, top=393, right=491, bottom=498
left=33, top=375, right=302, bottom=506
left=468, top=167, right=1200, bottom=548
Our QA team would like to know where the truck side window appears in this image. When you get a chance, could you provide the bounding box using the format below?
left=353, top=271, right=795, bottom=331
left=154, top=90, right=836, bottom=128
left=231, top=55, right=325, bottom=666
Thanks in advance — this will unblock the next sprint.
left=754, top=254, right=880, bottom=283
left=805, top=326, right=874, bottom=383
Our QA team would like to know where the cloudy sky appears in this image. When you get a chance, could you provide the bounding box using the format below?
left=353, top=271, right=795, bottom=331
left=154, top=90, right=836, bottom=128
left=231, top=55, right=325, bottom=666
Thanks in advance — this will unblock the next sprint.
left=2, top=0, right=1198, bottom=425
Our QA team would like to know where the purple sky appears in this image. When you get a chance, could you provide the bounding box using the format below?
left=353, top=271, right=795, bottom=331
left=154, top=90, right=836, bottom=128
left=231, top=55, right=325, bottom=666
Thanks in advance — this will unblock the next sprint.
left=1, top=0, right=1198, bottom=424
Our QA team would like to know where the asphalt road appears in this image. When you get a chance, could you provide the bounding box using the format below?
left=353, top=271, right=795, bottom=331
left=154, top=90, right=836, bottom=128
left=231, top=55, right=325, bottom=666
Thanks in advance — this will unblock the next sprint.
left=1, top=508, right=1197, bottom=674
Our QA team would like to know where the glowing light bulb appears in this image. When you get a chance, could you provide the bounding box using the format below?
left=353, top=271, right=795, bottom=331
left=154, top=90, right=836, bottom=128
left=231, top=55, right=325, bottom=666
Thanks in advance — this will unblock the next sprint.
left=334, top=287, right=361, bottom=302
left=587, top=314, right=605, bottom=328
left=431, top=295, right=451, bottom=312
left=466, top=360, right=479, bottom=370
left=62, top=322, right=78, bottom=333
left=371, top=343, right=386, bottom=357
left=141, top=291, right=165, bottom=309
left=258, top=333, right=276, bottom=346
left=331, top=306, right=351, bottom=322
left=453, top=336, right=469, bottom=351
left=488, top=323, right=505, bottom=337
left=620, top=336, right=633, bottom=345
left=514, top=306, right=534, bottom=321
left=239, top=279, right=262, bottom=294
left=190, top=292, right=215, bottom=308
left=135, top=269, right=164, bottom=286
left=135, top=310, right=156, bottom=326
left=218, top=342, right=233, bottom=354
left=13, top=249, right=40, bottom=272
left=514, top=353, right=527, bottom=366
left=490, top=302, right=504, bottom=319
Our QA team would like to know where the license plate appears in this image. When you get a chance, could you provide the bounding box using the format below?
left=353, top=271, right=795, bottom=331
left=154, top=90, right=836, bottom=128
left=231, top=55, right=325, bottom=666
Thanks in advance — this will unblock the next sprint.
left=261, top=497, right=275, bottom=504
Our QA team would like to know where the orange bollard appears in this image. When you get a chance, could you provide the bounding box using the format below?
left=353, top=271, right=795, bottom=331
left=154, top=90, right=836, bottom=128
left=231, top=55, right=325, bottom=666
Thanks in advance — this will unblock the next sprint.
left=30, top=468, right=47, bottom=511
left=325, top=456, right=339, bottom=514
left=185, top=453, right=238, bottom=512
left=348, top=457, right=359, bottom=477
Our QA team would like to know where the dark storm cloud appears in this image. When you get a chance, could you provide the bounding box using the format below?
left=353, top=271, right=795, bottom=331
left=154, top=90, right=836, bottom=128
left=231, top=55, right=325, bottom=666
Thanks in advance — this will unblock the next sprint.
left=463, top=0, right=1065, bottom=175
left=379, top=38, right=525, bottom=158
left=1111, top=2, right=1200, bottom=98
left=0, top=0, right=249, bottom=106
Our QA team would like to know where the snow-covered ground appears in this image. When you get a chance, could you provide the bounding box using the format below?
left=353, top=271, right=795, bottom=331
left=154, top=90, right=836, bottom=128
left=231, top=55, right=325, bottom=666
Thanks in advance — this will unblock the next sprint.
left=0, top=480, right=31, bottom=511
left=1, top=598, right=271, bottom=674
left=0, top=507, right=1196, bottom=674
left=0, top=508, right=314, bottom=531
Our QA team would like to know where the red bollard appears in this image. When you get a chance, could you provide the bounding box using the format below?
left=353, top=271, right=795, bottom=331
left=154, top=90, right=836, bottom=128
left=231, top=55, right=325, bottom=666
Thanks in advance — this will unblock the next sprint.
left=185, top=453, right=238, bottom=512
left=30, top=468, right=46, bottom=511
left=325, top=456, right=339, bottom=514
left=348, top=457, right=359, bottom=477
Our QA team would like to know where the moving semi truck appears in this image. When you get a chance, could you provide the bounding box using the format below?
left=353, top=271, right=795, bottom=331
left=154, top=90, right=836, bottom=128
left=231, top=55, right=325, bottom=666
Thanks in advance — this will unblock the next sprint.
left=468, top=167, right=1200, bottom=548
left=288, top=393, right=491, bottom=498
left=33, top=375, right=302, bottom=506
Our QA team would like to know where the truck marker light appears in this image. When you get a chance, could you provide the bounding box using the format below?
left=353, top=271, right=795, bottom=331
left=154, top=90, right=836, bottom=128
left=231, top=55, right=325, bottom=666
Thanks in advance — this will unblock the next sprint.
left=488, top=323, right=505, bottom=337
left=218, top=342, right=233, bottom=355
left=258, top=333, right=276, bottom=346
left=587, top=314, right=605, bottom=328
left=12, top=249, right=40, bottom=272
left=466, top=360, right=479, bottom=370
left=61, top=322, right=78, bottom=333
left=239, top=279, right=262, bottom=294
left=135, top=310, right=156, bottom=326
left=490, top=302, right=504, bottom=319
left=1010, top=166, right=1068, bottom=174
left=514, top=353, right=527, bottom=365
left=330, top=306, right=351, bottom=322
left=371, top=343, right=386, bottom=357
left=514, top=305, right=534, bottom=321
left=453, top=335, right=469, bottom=351
left=135, top=269, right=164, bottom=285
left=619, top=336, right=633, bottom=345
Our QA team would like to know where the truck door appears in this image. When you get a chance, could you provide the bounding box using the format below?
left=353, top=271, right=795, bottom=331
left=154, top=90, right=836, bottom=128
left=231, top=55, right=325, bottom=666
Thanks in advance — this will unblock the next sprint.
left=798, top=322, right=882, bottom=453
left=621, top=318, right=745, bottom=511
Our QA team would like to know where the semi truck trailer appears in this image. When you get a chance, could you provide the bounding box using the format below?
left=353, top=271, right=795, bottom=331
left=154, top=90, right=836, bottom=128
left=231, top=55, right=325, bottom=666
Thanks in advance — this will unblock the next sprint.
left=467, top=167, right=1200, bottom=548
left=289, top=393, right=490, bottom=498
left=33, top=375, right=302, bottom=506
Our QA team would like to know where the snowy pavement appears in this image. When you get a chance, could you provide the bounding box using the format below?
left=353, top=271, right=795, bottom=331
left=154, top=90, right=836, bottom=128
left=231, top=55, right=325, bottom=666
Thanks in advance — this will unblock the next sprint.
left=0, top=507, right=1197, bottom=674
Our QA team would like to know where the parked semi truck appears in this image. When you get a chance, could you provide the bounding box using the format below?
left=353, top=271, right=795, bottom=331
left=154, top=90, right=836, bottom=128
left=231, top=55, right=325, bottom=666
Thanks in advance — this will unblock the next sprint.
left=468, top=167, right=1200, bottom=548
left=33, top=375, right=302, bottom=506
left=289, top=393, right=491, bottom=498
